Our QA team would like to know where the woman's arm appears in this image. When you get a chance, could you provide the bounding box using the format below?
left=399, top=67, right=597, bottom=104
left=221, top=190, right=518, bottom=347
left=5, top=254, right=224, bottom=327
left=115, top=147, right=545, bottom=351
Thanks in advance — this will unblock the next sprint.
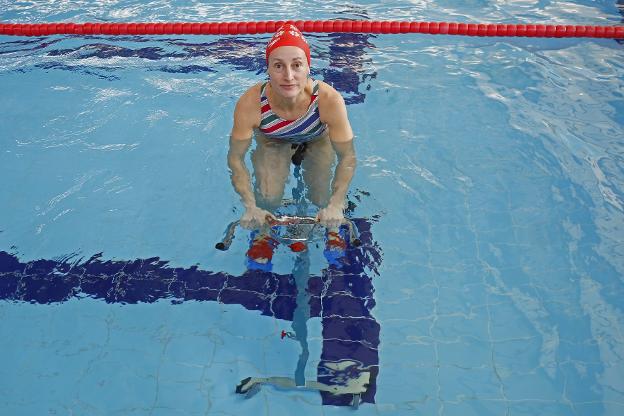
left=228, top=86, right=275, bottom=228
left=317, top=84, right=356, bottom=228
left=227, top=135, right=255, bottom=210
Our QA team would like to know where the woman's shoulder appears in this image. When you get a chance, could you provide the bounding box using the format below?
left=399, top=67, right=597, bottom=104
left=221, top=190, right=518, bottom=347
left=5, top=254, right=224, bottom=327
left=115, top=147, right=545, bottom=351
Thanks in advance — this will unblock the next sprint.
left=315, top=80, right=352, bottom=140
left=315, top=80, right=346, bottom=107
left=237, top=82, right=264, bottom=109
left=233, top=82, right=263, bottom=131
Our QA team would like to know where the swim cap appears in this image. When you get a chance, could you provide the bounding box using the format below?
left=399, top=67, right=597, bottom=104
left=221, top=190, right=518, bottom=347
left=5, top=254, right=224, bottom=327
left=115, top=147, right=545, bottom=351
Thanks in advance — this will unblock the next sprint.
left=265, top=23, right=311, bottom=66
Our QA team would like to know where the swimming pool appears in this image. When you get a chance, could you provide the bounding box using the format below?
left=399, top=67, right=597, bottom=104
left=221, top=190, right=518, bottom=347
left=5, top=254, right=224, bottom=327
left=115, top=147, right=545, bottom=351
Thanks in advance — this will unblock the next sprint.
left=1, top=0, right=624, bottom=414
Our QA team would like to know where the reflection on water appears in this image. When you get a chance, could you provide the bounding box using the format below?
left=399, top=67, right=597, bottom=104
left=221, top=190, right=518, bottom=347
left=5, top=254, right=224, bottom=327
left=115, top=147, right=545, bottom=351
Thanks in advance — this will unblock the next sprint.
left=1, top=32, right=378, bottom=102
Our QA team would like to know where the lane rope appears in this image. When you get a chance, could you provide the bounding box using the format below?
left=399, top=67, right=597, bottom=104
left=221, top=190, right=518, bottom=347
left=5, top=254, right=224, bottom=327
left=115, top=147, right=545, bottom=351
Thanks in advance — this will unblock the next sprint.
left=1, top=20, right=623, bottom=38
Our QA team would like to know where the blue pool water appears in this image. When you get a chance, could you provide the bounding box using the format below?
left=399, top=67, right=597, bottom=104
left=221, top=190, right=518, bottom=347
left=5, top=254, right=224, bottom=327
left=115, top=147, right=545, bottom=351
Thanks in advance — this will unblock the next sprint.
left=1, top=1, right=624, bottom=415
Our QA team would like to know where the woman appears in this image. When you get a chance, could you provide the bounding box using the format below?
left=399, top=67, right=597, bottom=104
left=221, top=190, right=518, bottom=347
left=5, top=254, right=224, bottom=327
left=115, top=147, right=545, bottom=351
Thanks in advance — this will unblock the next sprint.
left=228, top=23, right=356, bottom=267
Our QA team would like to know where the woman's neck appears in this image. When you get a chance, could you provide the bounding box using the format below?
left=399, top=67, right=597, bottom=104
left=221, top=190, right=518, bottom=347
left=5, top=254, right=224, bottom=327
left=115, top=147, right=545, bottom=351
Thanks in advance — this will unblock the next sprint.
left=268, top=80, right=310, bottom=112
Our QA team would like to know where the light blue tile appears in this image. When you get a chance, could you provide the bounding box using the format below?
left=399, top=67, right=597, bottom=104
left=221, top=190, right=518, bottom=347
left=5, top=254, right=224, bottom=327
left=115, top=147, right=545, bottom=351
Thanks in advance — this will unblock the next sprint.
left=444, top=399, right=509, bottom=416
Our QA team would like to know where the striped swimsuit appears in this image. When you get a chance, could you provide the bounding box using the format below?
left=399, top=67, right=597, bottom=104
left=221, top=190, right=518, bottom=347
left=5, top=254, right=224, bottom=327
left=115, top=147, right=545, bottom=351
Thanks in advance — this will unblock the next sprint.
left=258, top=80, right=328, bottom=144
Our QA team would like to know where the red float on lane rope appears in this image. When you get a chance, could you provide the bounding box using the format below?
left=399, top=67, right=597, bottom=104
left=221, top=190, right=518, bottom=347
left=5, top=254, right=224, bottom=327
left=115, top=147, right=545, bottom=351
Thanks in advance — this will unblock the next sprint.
left=0, top=20, right=623, bottom=38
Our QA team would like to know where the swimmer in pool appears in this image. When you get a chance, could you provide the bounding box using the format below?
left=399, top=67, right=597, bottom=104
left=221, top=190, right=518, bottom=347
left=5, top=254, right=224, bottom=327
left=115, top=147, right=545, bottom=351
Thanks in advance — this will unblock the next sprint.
left=228, top=23, right=356, bottom=267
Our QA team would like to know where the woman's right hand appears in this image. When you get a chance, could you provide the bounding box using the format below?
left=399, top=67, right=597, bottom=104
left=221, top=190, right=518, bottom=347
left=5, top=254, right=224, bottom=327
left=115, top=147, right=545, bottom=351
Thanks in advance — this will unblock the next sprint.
left=240, top=206, right=276, bottom=229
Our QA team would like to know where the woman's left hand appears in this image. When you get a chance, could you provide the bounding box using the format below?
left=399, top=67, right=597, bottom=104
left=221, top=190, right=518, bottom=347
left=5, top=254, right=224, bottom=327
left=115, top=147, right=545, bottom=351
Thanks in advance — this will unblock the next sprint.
left=316, top=204, right=344, bottom=229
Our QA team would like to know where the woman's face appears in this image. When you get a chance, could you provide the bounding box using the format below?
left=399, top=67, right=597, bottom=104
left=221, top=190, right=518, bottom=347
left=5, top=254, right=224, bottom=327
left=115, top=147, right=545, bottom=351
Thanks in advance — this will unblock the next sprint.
left=267, top=46, right=309, bottom=99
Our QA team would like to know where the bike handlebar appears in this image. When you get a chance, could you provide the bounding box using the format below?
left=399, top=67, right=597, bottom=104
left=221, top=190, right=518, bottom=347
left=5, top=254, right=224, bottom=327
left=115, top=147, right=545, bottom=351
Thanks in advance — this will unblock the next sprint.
left=215, top=216, right=361, bottom=251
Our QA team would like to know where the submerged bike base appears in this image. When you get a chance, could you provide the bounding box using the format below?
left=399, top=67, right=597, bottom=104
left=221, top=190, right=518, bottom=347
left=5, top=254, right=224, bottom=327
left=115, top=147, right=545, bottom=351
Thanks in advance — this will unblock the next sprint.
left=235, top=371, right=370, bottom=409
left=217, top=215, right=368, bottom=408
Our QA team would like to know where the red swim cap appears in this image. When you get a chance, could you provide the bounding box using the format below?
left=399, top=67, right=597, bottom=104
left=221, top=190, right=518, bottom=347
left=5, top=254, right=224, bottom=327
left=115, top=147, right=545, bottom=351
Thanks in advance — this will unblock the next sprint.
left=265, top=23, right=311, bottom=66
